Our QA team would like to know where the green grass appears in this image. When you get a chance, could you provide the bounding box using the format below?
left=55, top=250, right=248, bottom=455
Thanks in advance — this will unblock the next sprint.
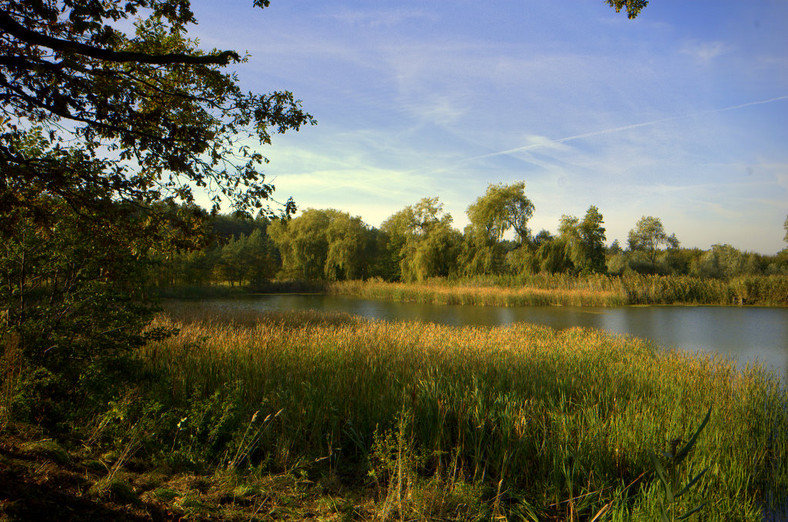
left=129, top=303, right=788, bottom=520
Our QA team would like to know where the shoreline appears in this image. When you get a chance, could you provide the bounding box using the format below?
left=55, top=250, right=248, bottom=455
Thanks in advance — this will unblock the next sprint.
left=151, top=272, right=788, bottom=307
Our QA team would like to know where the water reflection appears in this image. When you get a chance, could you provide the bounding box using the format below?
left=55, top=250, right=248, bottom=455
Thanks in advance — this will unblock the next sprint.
left=200, top=295, right=788, bottom=381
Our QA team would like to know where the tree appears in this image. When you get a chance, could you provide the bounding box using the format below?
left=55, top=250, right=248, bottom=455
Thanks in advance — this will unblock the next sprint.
left=325, top=212, right=368, bottom=281
left=466, top=182, right=535, bottom=245
left=577, top=206, right=607, bottom=273
left=535, top=236, right=572, bottom=274
left=690, top=244, right=758, bottom=280
left=555, top=206, right=607, bottom=274
left=605, top=0, right=649, bottom=19
left=784, top=215, right=788, bottom=245
left=627, top=216, right=679, bottom=265
left=0, top=0, right=314, bottom=408
left=268, top=209, right=368, bottom=281
left=240, top=228, right=279, bottom=288
left=459, top=224, right=501, bottom=276
left=381, top=198, right=460, bottom=282
left=216, top=235, right=246, bottom=286
left=558, top=214, right=581, bottom=271
left=269, top=209, right=330, bottom=281
left=1, top=1, right=314, bottom=217
left=461, top=182, right=535, bottom=276
left=532, top=230, right=554, bottom=247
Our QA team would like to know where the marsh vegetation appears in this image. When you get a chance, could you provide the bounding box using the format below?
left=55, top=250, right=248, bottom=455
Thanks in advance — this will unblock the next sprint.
left=14, top=305, right=788, bottom=519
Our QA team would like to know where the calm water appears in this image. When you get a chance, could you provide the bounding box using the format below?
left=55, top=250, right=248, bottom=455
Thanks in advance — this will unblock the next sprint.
left=200, top=294, right=788, bottom=381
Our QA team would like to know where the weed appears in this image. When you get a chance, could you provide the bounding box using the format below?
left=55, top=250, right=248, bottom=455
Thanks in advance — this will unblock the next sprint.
left=89, top=477, right=140, bottom=506
left=649, top=408, right=712, bottom=521
left=150, top=486, right=181, bottom=502
left=20, top=438, right=71, bottom=465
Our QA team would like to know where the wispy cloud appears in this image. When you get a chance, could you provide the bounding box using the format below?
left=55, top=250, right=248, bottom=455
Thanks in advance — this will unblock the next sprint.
left=466, top=95, right=788, bottom=162
left=680, top=40, right=729, bottom=64
left=328, top=8, right=437, bottom=29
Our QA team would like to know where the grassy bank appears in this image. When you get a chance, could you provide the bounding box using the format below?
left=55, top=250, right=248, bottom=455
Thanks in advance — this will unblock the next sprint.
left=329, top=273, right=788, bottom=307
left=83, top=303, right=785, bottom=520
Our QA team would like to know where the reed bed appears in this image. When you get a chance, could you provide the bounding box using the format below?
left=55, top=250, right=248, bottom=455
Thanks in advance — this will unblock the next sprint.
left=329, top=273, right=788, bottom=307
left=139, top=304, right=788, bottom=520
left=330, top=279, right=627, bottom=307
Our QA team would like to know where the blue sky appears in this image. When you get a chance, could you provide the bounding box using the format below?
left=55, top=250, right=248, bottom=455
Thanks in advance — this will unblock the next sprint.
left=189, top=0, right=788, bottom=254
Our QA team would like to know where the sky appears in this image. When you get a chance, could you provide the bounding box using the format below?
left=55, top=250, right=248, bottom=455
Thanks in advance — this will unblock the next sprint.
left=187, top=0, right=788, bottom=254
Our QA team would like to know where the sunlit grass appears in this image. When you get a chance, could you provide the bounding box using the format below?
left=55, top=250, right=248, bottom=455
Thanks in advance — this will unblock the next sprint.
left=139, top=303, right=788, bottom=519
left=330, top=277, right=626, bottom=307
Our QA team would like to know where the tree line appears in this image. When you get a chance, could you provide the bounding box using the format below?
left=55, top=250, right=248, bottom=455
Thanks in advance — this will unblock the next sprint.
left=150, top=183, right=788, bottom=288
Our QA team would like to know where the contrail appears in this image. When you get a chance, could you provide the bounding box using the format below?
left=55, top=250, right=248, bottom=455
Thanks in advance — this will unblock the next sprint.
left=467, top=95, right=788, bottom=162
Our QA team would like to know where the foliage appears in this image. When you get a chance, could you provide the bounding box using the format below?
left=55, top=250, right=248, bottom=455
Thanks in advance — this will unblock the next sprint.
left=628, top=216, right=679, bottom=265
left=1, top=0, right=314, bottom=216
left=324, top=211, right=370, bottom=281
left=690, top=244, right=756, bottom=280
left=150, top=205, right=788, bottom=294
left=268, top=208, right=369, bottom=281
left=466, top=181, right=534, bottom=244
left=461, top=182, right=534, bottom=277
left=381, top=198, right=461, bottom=282
left=558, top=205, right=607, bottom=274
left=534, top=235, right=572, bottom=274
left=605, top=0, right=649, bottom=19
left=459, top=225, right=497, bottom=277
left=577, top=206, right=607, bottom=272
left=215, top=229, right=278, bottom=287
left=0, top=191, right=165, bottom=415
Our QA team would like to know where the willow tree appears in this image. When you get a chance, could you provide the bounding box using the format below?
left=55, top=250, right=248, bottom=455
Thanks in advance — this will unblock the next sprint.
left=268, top=209, right=368, bottom=281
left=558, top=206, right=607, bottom=274
left=461, top=182, right=535, bottom=275
left=381, top=198, right=461, bottom=282
left=467, top=182, right=535, bottom=245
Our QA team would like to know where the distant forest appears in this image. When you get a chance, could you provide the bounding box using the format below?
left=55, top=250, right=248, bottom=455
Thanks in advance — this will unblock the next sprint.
left=149, top=183, right=788, bottom=288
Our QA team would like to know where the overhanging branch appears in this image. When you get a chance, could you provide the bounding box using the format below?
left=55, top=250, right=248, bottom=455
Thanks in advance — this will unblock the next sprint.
left=0, top=11, right=240, bottom=65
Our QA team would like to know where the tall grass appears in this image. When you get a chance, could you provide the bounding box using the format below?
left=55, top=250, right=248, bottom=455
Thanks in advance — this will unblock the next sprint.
left=623, top=274, right=788, bottom=305
left=139, top=304, right=788, bottom=519
left=331, top=277, right=627, bottom=307
left=621, top=274, right=731, bottom=305
left=329, top=273, right=788, bottom=307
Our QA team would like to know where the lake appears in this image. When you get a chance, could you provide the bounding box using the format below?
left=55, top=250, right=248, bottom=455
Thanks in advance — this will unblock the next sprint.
left=197, top=294, right=788, bottom=381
